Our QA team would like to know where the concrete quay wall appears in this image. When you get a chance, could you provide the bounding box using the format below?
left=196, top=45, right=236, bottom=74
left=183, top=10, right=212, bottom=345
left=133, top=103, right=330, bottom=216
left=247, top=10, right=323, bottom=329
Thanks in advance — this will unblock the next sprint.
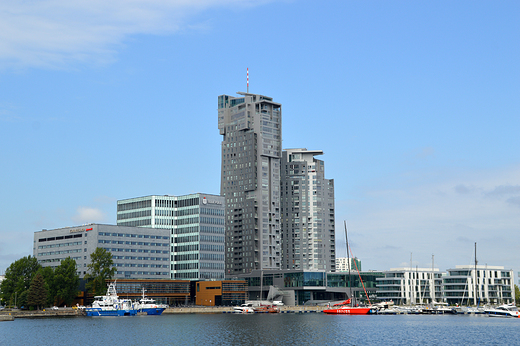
left=0, top=305, right=325, bottom=318
left=0, top=309, right=81, bottom=318
left=164, top=306, right=325, bottom=314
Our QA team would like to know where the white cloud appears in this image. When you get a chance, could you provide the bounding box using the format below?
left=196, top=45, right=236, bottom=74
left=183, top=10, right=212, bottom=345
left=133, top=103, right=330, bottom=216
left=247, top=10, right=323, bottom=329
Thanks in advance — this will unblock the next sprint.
left=0, top=0, right=272, bottom=69
left=336, top=165, right=520, bottom=273
left=71, top=206, right=106, bottom=224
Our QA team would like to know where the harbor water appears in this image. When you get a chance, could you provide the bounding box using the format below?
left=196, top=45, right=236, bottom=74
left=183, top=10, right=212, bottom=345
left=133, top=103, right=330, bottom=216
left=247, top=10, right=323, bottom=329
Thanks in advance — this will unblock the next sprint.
left=1, top=313, right=518, bottom=345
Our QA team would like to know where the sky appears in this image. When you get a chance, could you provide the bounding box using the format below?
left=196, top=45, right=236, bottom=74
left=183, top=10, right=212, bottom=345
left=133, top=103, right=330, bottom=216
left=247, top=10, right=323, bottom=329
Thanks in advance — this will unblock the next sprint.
left=1, top=0, right=519, bottom=278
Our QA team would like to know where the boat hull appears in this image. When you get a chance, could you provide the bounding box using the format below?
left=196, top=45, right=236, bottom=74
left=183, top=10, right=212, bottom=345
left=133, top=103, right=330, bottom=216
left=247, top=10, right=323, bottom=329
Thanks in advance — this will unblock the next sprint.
left=323, top=307, right=375, bottom=315
left=85, top=308, right=138, bottom=317
left=140, top=308, right=166, bottom=315
left=485, top=310, right=520, bottom=318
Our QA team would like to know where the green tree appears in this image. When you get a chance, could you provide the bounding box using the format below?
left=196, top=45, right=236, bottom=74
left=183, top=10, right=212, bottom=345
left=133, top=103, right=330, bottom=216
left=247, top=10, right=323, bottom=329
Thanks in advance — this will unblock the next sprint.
left=515, top=285, right=520, bottom=306
left=27, top=273, right=48, bottom=310
left=37, top=266, right=55, bottom=306
left=0, top=256, right=41, bottom=308
left=85, top=248, right=116, bottom=295
left=54, top=257, right=80, bottom=306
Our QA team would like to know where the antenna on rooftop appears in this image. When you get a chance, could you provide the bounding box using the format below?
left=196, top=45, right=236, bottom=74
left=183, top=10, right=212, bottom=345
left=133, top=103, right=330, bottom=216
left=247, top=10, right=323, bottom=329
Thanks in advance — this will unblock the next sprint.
left=247, top=68, right=249, bottom=93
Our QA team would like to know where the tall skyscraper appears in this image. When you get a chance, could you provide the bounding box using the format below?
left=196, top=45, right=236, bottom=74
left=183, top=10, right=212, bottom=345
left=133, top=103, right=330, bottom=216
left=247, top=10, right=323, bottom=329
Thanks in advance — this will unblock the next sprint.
left=218, top=92, right=282, bottom=275
left=280, top=149, right=336, bottom=271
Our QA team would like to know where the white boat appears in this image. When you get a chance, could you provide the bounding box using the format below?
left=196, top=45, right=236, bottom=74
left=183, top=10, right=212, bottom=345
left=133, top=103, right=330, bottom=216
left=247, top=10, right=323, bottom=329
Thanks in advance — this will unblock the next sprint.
left=454, top=306, right=485, bottom=314
left=85, top=281, right=137, bottom=317
left=426, top=302, right=455, bottom=314
left=484, top=304, right=520, bottom=318
left=375, top=301, right=401, bottom=315
left=135, top=288, right=168, bottom=315
left=233, top=303, right=254, bottom=313
left=395, top=305, right=424, bottom=314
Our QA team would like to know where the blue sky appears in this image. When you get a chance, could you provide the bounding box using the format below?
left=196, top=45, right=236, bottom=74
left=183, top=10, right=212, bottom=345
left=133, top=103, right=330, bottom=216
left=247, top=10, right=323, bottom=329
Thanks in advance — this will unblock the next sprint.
left=1, top=0, right=519, bottom=278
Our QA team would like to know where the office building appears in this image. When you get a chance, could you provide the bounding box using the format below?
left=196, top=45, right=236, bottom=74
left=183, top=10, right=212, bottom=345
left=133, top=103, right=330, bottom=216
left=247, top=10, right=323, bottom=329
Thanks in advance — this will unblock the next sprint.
left=196, top=280, right=248, bottom=306
left=280, top=149, right=336, bottom=271
left=34, top=224, right=170, bottom=279
left=443, top=265, right=514, bottom=305
left=117, top=193, right=225, bottom=280
left=109, top=279, right=190, bottom=306
left=218, top=92, right=282, bottom=275
left=236, top=269, right=384, bottom=305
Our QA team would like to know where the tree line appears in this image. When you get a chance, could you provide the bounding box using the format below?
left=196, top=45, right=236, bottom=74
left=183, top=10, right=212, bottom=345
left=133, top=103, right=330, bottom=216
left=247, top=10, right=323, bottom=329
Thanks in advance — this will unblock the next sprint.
left=0, top=248, right=115, bottom=310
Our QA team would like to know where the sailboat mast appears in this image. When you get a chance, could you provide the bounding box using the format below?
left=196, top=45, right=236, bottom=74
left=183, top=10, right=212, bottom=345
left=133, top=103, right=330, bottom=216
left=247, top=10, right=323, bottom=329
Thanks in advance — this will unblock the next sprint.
left=431, top=254, right=434, bottom=304
left=345, top=221, right=351, bottom=305
left=474, top=242, right=477, bottom=306
left=410, top=252, right=413, bottom=305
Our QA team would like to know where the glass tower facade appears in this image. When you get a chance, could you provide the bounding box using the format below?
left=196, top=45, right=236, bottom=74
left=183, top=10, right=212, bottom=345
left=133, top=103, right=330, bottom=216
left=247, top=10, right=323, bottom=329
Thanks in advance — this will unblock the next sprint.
left=117, top=193, right=225, bottom=280
left=218, top=92, right=282, bottom=275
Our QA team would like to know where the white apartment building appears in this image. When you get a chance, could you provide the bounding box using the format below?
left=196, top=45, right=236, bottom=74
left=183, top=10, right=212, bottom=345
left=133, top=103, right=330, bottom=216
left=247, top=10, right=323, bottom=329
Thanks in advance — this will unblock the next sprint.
left=443, top=265, right=515, bottom=305
left=376, top=267, right=444, bottom=305
left=281, top=149, right=336, bottom=271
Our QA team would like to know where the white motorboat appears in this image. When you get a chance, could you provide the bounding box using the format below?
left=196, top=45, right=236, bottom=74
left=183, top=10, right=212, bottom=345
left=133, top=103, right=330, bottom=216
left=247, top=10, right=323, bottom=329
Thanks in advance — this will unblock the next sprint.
left=484, top=304, right=520, bottom=318
left=233, top=303, right=254, bottom=313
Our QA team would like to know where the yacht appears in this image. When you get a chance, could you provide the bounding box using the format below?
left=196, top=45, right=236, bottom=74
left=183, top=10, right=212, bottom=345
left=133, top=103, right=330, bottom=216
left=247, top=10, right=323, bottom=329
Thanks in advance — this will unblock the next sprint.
left=233, top=303, right=254, bottom=313
left=484, top=304, right=520, bottom=318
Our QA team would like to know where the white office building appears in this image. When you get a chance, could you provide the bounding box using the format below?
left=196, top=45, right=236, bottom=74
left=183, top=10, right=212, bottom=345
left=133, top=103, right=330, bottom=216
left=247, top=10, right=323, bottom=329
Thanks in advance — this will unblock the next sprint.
left=34, top=224, right=170, bottom=279
left=117, top=193, right=225, bottom=280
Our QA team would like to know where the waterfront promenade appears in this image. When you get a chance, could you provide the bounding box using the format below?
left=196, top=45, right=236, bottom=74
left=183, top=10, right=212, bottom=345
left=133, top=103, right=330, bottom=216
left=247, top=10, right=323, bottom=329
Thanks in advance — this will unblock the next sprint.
left=0, top=305, right=325, bottom=319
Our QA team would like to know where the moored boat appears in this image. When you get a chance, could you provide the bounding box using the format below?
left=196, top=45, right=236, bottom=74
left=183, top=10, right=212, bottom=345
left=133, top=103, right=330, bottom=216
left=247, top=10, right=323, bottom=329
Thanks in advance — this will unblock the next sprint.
left=253, top=305, right=280, bottom=313
left=135, top=289, right=168, bottom=315
left=323, top=222, right=376, bottom=316
left=233, top=303, right=254, bottom=313
left=424, top=302, right=456, bottom=314
left=323, top=305, right=376, bottom=315
left=484, top=304, right=520, bottom=318
left=323, top=298, right=377, bottom=315
left=85, top=281, right=138, bottom=317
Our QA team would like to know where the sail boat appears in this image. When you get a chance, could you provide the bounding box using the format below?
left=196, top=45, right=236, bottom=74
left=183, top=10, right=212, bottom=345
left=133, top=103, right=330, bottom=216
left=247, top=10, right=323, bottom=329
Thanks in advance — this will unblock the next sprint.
left=463, top=242, right=484, bottom=314
left=323, top=221, right=376, bottom=315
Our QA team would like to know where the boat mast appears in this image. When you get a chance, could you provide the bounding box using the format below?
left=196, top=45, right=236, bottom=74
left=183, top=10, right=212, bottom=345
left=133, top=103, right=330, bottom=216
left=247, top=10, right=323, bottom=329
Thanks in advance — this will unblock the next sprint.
left=431, top=254, right=434, bottom=304
left=473, top=242, right=478, bottom=305
left=417, top=265, right=422, bottom=305
left=345, top=221, right=352, bottom=306
left=410, top=252, right=413, bottom=305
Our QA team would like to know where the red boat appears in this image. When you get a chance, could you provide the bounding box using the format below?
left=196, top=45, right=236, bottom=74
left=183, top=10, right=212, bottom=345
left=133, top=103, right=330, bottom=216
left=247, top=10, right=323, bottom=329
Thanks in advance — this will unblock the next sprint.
left=323, top=299, right=376, bottom=315
left=323, top=306, right=375, bottom=315
left=323, top=222, right=377, bottom=316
